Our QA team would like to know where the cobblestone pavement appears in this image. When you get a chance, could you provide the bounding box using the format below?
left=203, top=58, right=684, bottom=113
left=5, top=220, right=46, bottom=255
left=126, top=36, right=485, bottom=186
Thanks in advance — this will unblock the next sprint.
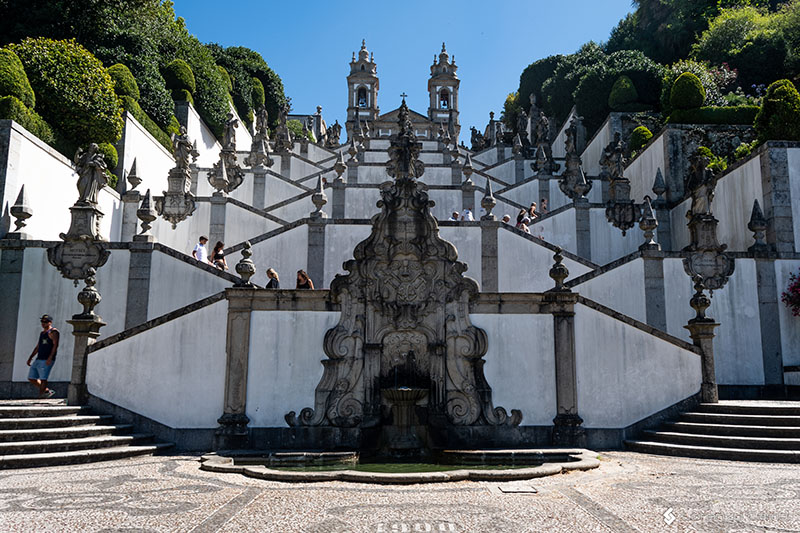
left=0, top=451, right=798, bottom=532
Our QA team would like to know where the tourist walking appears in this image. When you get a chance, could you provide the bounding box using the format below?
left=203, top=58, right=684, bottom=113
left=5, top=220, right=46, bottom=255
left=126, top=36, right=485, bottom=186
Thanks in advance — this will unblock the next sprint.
left=460, top=208, right=474, bottom=221
left=540, top=198, right=548, bottom=215
left=449, top=211, right=460, bottom=221
left=266, top=268, right=280, bottom=288
left=501, top=214, right=511, bottom=224
left=27, top=314, right=59, bottom=399
left=210, top=241, right=228, bottom=270
left=192, top=236, right=210, bottom=264
left=296, top=269, right=314, bottom=289
left=528, top=202, right=539, bottom=221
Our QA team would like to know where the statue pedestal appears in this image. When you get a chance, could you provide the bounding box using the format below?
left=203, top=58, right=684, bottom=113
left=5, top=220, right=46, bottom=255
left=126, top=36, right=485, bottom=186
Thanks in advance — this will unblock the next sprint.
left=64, top=203, right=105, bottom=241
left=685, top=319, right=720, bottom=403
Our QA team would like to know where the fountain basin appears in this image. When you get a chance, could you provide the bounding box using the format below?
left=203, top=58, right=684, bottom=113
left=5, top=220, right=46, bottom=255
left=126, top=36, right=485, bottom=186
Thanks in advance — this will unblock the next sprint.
left=200, top=449, right=601, bottom=484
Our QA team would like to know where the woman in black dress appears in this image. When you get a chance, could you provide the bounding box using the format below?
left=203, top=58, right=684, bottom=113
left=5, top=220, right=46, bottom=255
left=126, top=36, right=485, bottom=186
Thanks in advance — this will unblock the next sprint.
left=211, top=241, right=228, bottom=270
left=296, top=269, right=314, bottom=289
left=266, top=268, right=280, bottom=289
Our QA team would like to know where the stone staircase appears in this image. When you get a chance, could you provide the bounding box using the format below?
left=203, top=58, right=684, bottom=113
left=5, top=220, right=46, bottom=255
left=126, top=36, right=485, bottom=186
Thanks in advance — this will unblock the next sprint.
left=0, top=400, right=173, bottom=468
left=626, top=401, right=800, bottom=463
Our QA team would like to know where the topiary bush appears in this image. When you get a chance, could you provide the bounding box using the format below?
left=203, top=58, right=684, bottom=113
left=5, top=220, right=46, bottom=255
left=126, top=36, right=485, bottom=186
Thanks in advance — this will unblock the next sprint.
left=754, top=79, right=800, bottom=142
left=251, top=77, right=265, bottom=108
left=670, top=72, right=706, bottom=110
left=0, top=47, right=35, bottom=108
left=107, top=63, right=140, bottom=100
left=163, top=58, right=196, bottom=99
left=11, top=38, right=123, bottom=152
left=661, top=60, right=737, bottom=112
left=629, top=126, right=653, bottom=152
left=0, top=94, right=54, bottom=143
left=95, top=142, right=118, bottom=188
left=608, top=75, right=639, bottom=110
left=668, top=106, right=760, bottom=125
left=217, top=65, right=232, bottom=92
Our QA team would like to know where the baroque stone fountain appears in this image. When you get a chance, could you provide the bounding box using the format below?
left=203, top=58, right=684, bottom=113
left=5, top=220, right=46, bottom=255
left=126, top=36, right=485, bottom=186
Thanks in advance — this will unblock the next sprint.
left=285, top=99, right=521, bottom=459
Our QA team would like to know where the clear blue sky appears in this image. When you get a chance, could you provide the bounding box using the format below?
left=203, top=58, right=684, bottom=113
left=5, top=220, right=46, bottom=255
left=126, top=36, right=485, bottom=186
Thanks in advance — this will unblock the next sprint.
left=171, top=0, right=634, bottom=143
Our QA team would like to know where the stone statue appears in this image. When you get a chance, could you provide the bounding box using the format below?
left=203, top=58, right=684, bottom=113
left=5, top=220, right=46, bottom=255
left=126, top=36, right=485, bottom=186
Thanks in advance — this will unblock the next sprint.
left=470, top=126, right=485, bottom=152
left=534, top=111, right=549, bottom=147
left=278, top=102, right=289, bottom=129
left=607, top=132, right=626, bottom=181
left=565, top=120, right=577, bottom=156
left=325, top=120, right=342, bottom=148
left=255, top=107, right=269, bottom=139
left=172, top=127, right=196, bottom=170
left=74, top=144, right=108, bottom=206
left=688, top=155, right=716, bottom=217
left=517, top=109, right=529, bottom=141
left=223, top=112, right=239, bottom=150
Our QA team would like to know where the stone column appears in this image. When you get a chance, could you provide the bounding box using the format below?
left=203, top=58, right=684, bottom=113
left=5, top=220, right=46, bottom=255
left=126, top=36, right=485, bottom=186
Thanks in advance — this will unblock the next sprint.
left=331, top=179, right=346, bottom=219
left=252, top=169, right=267, bottom=210
left=461, top=181, right=475, bottom=213
left=0, top=243, right=24, bottom=395
left=209, top=193, right=226, bottom=247
left=546, top=290, right=585, bottom=446
left=216, top=288, right=254, bottom=449
left=124, top=241, right=154, bottom=329
left=121, top=191, right=141, bottom=242
left=642, top=251, right=667, bottom=331
left=655, top=209, right=672, bottom=252
left=480, top=220, right=500, bottom=291
left=538, top=175, right=550, bottom=210
left=67, top=316, right=106, bottom=405
left=347, top=158, right=359, bottom=184
left=755, top=258, right=784, bottom=386
left=280, top=152, right=291, bottom=179
left=514, top=153, right=525, bottom=184
left=307, top=219, right=326, bottom=288
left=760, top=146, right=796, bottom=252
left=451, top=160, right=462, bottom=186
left=574, top=198, right=591, bottom=261
left=685, top=320, right=720, bottom=403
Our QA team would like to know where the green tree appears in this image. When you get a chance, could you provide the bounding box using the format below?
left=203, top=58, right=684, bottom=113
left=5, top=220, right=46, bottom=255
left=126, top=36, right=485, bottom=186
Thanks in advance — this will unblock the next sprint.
left=517, top=55, right=563, bottom=113
left=540, top=42, right=605, bottom=125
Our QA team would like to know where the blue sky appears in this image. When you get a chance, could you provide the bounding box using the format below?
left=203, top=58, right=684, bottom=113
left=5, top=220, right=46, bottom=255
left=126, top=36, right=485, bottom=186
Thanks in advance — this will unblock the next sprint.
left=171, top=0, right=635, bottom=143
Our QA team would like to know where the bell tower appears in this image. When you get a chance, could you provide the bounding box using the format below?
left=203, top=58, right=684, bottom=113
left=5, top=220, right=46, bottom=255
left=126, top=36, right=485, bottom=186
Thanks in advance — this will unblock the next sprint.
left=346, top=40, right=379, bottom=141
left=427, top=43, right=460, bottom=139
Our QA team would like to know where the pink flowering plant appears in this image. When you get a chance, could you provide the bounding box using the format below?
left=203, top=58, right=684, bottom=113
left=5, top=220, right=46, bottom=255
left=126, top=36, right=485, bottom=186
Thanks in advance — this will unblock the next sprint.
left=782, top=270, right=800, bottom=316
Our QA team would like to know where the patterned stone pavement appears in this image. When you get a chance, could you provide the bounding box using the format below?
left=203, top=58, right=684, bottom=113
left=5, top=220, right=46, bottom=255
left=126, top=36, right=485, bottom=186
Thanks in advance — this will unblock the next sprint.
left=0, top=451, right=798, bottom=532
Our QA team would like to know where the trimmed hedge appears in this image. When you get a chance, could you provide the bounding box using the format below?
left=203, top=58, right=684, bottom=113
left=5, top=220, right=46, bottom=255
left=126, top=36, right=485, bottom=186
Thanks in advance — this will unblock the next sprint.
left=163, top=59, right=195, bottom=98
left=608, top=75, right=638, bottom=110
left=96, top=141, right=118, bottom=170
left=217, top=65, right=232, bottom=92
left=120, top=95, right=173, bottom=152
left=11, top=38, right=123, bottom=151
left=0, top=94, right=54, bottom=143
left=670, top=72, right=706, bottom=110
left=754, top=79, right=800, bottom=142
left=629, top=126, right=653, bottom=152
left=0, top=48, right=35, bottom=108
left=107, top=63, right=140, bottom=100
left=668, top=105, right=760, bottom=125
left=251, top=77, right=265, bottom=108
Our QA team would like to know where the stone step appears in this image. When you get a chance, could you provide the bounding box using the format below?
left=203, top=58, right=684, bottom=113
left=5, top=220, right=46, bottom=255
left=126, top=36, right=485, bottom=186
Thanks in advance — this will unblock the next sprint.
left=625, top=440, right=800, bottom=463
left=697, top=403, right=800, bottom=416
left=0, top=415, right=113, bottom=430
left=0, top=424, right=134, bottom=443
left=0, top=405, right=93, bottom=418
left=641, top=430, right=800, bottom=450
left=662, top=421, right=800, bottom=438
left=0, top=442, right=174, bottom=469
left=0, top=434, right=153, bottom=455
left=680, top=412, right=800, bottom=426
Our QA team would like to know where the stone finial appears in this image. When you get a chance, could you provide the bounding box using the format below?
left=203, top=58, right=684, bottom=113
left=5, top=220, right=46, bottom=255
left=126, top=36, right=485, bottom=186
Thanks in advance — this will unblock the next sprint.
left=310, top=176, right=328, bottom=219
left=747, top=199, right=768, bottom=253
left=549, top=248, right=570, bottom=291
left=208, top=156, right=230, bottom=194
left=639, top=195, right=660, bottom=251
left=10, top=185, right=32, bottom=233
left=75, top=267, right=102, bottom=318
left=689, top=276, right=712, bottom=322
left=333, top=151, right=347, bottom=182
left=126, top=158, right=142, bottom=190
left=652, top=168, right=666, bottom=203
left=512, top=133, right=523, bottom=156
left=136, top=189, right=157, bottom=238
left=347, top=138, right=359, bottom=161
left=234, top=241, right=256, bottom=287
left=462, top=153, right=474, bottom=185
left=480, top=178, right=496, bottom=221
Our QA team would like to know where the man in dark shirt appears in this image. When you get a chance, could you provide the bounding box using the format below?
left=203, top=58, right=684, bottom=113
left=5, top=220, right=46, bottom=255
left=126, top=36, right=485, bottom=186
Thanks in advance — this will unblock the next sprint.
left=27, top=314, right=59, bottom=399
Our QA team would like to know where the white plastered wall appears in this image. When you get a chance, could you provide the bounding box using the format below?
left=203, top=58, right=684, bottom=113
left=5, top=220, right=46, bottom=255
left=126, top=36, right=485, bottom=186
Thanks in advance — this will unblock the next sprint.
left=246, top=311, right=339, bottom=426
left=86, top=299, right=227, bottom=428
left=183, top=104, right=221, bottom=168
left=713, top=156, right=764, bottom=251
left=324, top=224, right=372, bottom=286
left=581, top=119, right=612, bottom=177
left=576, top=259, right=646, bottom=323
left=223, top=203, right=280, bottom=246
left=13, top=248, right=130, bottom=382
left=439, top=226, right=481, bottom=286
left=590, top=209, right=645, bottom=266
left=575, top=304, right=701, bottom=428
left=118, top=112, right=174, bottom=196
left=530, top=209, right=577, bottom=255
left=147, top=250, right=231, bottom=319
left=472, top=314, right=556, bottom=426
left=248, top=225, right=308, bottom=288
left=149, top=201, right=211, bottom=254
left=628, top=134, right=666, bottom=202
